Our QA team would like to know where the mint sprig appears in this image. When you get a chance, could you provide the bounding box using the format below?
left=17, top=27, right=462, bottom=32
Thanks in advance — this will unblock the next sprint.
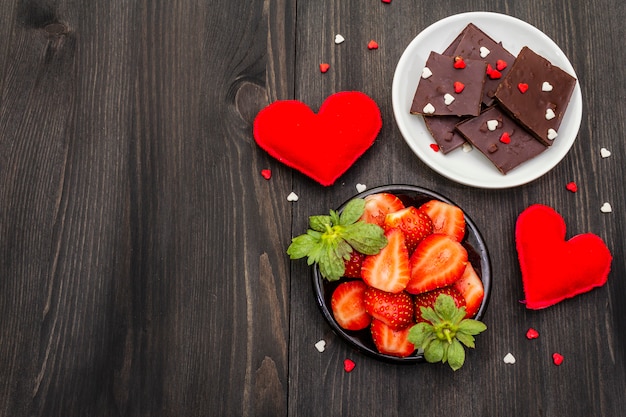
left=407, top=294, right=487, bottom=371
left=287, top=198, right=387, bottom=281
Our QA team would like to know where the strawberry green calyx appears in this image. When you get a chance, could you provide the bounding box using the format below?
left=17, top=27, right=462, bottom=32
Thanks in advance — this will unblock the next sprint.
left=408, top=294, right=486, bottom=371
left=287, top=198, right=388, bottom=281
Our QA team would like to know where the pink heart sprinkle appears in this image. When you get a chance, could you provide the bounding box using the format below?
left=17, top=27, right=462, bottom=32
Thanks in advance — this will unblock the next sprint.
left=526, top=328, right=539, bottom=339
left=552, top=352, right=564, bottom=366
left=343, top=358, right=356, bottom=372
left=367, top=40, right=379, bottom=50
left=261, top=169, right=272, bottom=180
left=566, top=182, right=577, bottom=192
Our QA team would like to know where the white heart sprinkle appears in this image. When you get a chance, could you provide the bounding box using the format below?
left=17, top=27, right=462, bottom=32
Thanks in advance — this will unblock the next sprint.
left=421, top=67, right=433, bottom=79
left=542, top=81, right=554, bottom=92
left=443, top=93, right=455, bottom=105
left=487, top=119, right=499, bottom=131
left=601, top=147, right=611, bottom=158
left=600, top=202, right=612, bottom=213
left=423, top=103, right=435, bottom=114
left=547, top=128, right=558, bottom=140
left=315, top=340, right=326, bottom=352
left=503, top=353, right=516, bottom=364
left=479, top=46, right=490, bottom=58
left=356, top=183, right=367, bottom=193
left=462, top=142, right=473, bottom=153
left=545, top=108, right=556, bottom=120
left=334, top=34, right=345, bottom=44
left=287, top=192, right=299, bottom=202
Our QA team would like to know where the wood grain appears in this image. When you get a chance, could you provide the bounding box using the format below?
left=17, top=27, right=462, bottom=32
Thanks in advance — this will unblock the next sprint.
left=0, top=0, right=624, bottom=416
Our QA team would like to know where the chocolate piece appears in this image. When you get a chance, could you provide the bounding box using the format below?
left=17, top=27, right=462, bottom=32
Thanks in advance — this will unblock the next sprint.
left=452, top=23, right=517, bottom=107
left=494, top=46, right=577, bottom=146
left=423, top=115, right=467, bottom=154
left=410, top=51, right=486, bottom=117
left=456, top=106, right=547, bottom=174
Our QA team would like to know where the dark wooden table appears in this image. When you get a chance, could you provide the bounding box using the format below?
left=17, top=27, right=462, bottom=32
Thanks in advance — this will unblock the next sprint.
left=1, top=1, right=625, bottom=416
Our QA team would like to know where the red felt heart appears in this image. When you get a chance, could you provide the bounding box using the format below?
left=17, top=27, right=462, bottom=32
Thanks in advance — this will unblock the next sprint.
left=253, top=91, right=382, bottom=186
left=515, top=204, right=612, bottom=309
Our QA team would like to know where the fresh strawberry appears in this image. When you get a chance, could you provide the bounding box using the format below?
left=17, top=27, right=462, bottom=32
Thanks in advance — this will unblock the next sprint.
left=383, top=206, right=434, bottom=254
left=361, top=228, right=411, bottom=293
left=330, top=280, right=372, bottom=331
left=359, top=193, right=405, bottom=227
left=363, top=286, right=414, bottom=330
left=370, top=318, right=416, bottom=357
left=454, top=263, right=484, bottom=318
left=343, top=251, right=365, bottom=278
left=419, top=200, right=466, bottom=242
left=413, top=286, right=466, bottom=323
left=406, top=234, right=468, bottom=294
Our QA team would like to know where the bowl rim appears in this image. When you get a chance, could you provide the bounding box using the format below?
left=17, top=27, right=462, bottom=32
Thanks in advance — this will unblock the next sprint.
left=312, top=184, right=492, bottom=364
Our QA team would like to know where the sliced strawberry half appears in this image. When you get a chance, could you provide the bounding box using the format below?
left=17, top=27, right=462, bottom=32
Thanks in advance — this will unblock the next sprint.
left=360, top=193, right=405, bottom=227
left=363, top=286, right=414, bottom=330
left=419, top=199, right=466, bottom=242
left=343, top=251, right=365, bottom=279
left=361, top=228, right=410, bottom=293
left=330, top=280, right=372, bottom=331
left=454, top=263, right=484, bottom=318
left=370, top=318, right=416, bottom=357
left=406, top=234, right=468, bottom=294
left=413, top=286, right=466, bottom=323
left=383, top=206, right=434, bottom=254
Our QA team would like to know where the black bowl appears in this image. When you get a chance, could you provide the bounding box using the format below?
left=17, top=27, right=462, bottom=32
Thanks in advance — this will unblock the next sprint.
left=312, top=184, right=492, bottom=364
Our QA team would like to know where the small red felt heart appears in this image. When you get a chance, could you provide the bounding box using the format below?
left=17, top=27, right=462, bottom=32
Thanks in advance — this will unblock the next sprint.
left=515, top=204, right=612, bottom=309
left=253, top=92, right=382, bottom=186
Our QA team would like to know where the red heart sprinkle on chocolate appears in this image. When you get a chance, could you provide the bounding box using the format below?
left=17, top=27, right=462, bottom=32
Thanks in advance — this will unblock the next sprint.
left=500, top=132, right=511, bottom=144
left=488, top=69, right=502, bottom=79
left=496, top=59, right=508, bottom=71
left=453, top=56, right=466, bottom=69
left=566, top=181, right=578, bottom=193
left=453, top=81, right=465, bottom=93
left=526, top=328, right=539, bottom=339
left=367, top=40, right=379, bottom=50
left=344, top=358, right=356, bottom=372
left=518, top=83, right=529, bottom=93
left=430, top=143, right=440, bottom=152
left=319, top=63, right=330, bottom=73
left=261, top=169, right=272, bottom=180
left=552, top=353, right=564, bottom=366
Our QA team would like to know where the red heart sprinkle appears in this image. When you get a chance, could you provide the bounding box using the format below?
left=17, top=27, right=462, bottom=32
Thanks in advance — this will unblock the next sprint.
left=343, top=358, right=356, bottom=372
left=566, top=181, right=578, bottom=193
left=453, top=56, right=466, bottom=69
left=382, top=0, right=391, bottom=3
left=500, top=132, right=511, bottom=144
left=488, top=69, right=502, bottom=79
left=552, top=353, right=564, bottom=366
left=518, top=83, right=529, bottom=93
left=261, top=169, right=272, bottom=180
left=430, top=143, right=440, bottom=152
left=367, top=40, right=379, bottom=50
left=319, top=63, right=330, bottom=73
left=526, top=328, right=539, bottom=339
left=486, top=63, right=493, bottom=74
left=453, top=81, right=465, bottom=93
left=496, top=59, right=508, bottom=71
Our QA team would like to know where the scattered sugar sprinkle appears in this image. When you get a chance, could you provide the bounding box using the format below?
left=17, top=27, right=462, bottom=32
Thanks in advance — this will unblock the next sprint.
left=421, top=67, right=433, bottom=79
left=600, top=202, right=612, bottom=213
left=503, top=353, right=516, bottom=364
left=545, top=108, right=556, bottom=120
left=542, top=81, right=553, bottom=92
left=423, top=103, right=435, bottom=114
left=356, top=183, right=367, bottom=193
left=486, top=119, right=499, bottom=131
left=444, top=93, right=455, bottom=105
left=315, top=340, right=326, bottom=352
left=334, top=34, right=345, bottom=44
left=547, top=128, right=558, bottom=140
left=261, top=169, right=272, bottom=180
left=287, top=192, right=299, bottom=202
left=552, top=352, right=564, bottom=366
left=462, top=142, right=473, bottom=153
left=600, top=147, right=611, bottom=158
left=526, top=328, right=540, bottom=339
left=566, top=181, right=578, bottom=193
left=343, top=358, right=356, bottom=372
left=479, top=46, right=490, bottom=58
left=367, top=40, right=379, bottom=50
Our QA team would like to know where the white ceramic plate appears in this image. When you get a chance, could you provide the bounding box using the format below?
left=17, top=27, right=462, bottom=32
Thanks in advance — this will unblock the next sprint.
left=392, top=12, right=582, bottom=188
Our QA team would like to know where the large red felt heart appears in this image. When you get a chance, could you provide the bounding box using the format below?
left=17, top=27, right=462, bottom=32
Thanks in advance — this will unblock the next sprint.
left=515, top=204, right=612, bottom=309
left=253, top=91, right=382, bottom=186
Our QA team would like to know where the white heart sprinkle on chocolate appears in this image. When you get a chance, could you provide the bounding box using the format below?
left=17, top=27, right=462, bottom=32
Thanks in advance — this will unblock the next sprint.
left=542, top=81, right=554, bottom=92
left=547, top=128, right=558, bottom=140
left=545, top=108, right=556, bottom=120
left=600, top=147, right=611, bottom=158
left=462, top=142, right=473, bottom=153
left=423, top=103, right=435, bottom=114
left=421, top=67, right=433, bottom=79
left=486, top=119, right=499, bottom=131
left=444, top=93, right=455, bottom=105
left=479, top=46, right=490, bottom=58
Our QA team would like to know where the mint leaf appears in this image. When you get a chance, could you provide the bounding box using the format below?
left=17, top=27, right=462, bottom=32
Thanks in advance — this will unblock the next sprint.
left=339, top=198, right=366, bottom=225
left=447, top=339, right=465, bottom=371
